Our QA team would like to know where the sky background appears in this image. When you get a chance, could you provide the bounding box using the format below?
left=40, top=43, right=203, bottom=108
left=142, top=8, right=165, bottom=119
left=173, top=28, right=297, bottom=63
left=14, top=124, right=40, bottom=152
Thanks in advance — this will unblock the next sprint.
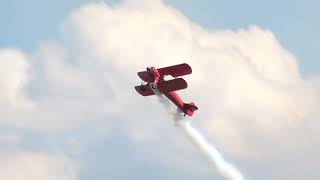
left=0, top=1, right=320, bottom=180
left=1, top=0, right=319, bottom=76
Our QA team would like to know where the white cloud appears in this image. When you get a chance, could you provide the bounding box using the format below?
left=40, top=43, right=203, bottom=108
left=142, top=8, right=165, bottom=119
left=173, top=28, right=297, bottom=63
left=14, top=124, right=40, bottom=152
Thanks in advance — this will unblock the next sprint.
left=0, top=152, right=76, bottom=180
left=59, top=1, right=319, bottom=158
left=0, top=49, right=33, bottom=110
left=0, top=130, right=77, bottom=180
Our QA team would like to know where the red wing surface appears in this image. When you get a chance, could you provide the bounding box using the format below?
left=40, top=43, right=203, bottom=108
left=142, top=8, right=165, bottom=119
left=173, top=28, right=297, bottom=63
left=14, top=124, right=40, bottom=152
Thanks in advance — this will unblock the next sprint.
left=137, top=71, right=153, bottom=82
left=135, top=85, right=155, bottom=96
left=158, top=78, right=188, bottom=92
left=158, top=63, right=192, bottom=77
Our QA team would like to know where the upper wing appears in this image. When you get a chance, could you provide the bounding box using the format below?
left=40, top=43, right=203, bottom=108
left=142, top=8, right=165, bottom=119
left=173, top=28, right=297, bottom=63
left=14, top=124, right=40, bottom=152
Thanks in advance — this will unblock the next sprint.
left=135, top=85, right=155, bottom=96
left=158, top=78, right=188, bottom=92
left=137, top=71, right=153, bottom=82
left=158, top=63, right=192, bottom=77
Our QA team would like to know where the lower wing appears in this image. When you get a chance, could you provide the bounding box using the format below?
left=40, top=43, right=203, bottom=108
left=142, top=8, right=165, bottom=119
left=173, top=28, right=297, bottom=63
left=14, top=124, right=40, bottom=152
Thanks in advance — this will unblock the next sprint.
left=135, top=85, right=155, bottom=96
left=158, top=78, right=188, bottom=92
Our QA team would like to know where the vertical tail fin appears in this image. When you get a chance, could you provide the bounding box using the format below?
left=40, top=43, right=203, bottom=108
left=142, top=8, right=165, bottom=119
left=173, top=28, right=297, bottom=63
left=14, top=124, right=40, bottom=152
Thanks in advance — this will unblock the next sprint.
left=184, top=102, right=198, bottom=116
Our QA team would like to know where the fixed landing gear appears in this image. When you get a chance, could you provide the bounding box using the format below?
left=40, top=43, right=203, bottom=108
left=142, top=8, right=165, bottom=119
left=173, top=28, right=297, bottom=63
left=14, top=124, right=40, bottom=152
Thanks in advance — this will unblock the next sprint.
left=151, top=83, right=157, bottom=89
left=140, top=80, right=147, bottom=91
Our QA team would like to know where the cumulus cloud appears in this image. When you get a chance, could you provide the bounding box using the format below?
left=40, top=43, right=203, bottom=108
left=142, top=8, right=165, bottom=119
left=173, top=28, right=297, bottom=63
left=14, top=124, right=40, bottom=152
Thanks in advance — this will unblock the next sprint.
left=59, top=0, right=319, bottom=157
left=0, top=49, right=33, bottom=109
left=0, top=0, right=319, bottom=179
left=0, top=152, right=76, bottom=180
left=0, top=130, right=77, bottom=180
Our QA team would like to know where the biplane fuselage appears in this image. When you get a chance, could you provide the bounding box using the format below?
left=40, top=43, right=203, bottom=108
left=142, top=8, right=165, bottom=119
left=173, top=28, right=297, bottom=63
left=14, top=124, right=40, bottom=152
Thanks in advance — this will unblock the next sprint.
left=135, top=63, right=198, bottom=116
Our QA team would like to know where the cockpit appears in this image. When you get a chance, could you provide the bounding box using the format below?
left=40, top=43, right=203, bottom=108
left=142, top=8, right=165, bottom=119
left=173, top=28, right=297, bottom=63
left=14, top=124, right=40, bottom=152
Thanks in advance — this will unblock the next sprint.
left=146, top=67, right=155, bottom=72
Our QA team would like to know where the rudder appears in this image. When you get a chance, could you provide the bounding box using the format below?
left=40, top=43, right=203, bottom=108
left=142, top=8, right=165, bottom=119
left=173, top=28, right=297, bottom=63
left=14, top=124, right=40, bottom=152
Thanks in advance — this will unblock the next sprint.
left=183, top=102, right=198, bottom=116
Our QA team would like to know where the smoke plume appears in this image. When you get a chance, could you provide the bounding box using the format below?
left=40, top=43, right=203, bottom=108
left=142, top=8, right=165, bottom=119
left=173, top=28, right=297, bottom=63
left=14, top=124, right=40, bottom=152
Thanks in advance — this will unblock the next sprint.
left=179, top=120, right=245, bottom=180
left=155, top=92, right=245, bottom=179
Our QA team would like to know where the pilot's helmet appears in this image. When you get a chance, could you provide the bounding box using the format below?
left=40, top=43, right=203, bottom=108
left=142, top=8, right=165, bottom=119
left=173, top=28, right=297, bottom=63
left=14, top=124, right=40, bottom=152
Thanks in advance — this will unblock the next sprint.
left=146, top=67, right=155, bottom=72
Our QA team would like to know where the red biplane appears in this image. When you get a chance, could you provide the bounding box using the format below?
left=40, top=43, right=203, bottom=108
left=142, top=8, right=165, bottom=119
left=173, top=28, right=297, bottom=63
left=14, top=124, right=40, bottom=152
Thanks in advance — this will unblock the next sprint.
left=135, top=63, right=198, bottom=116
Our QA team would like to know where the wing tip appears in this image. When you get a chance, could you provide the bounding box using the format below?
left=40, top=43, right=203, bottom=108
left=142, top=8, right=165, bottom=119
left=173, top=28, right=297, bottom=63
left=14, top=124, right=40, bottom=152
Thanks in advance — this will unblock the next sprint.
left=135, top=85, right=155, bottom=96
left=182, top=63, right=192, bottom=74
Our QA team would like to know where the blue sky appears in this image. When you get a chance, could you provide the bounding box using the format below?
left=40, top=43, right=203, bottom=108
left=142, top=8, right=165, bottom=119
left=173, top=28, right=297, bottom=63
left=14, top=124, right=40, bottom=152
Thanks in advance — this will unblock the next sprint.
left=1, top=0, right=319, bottom=75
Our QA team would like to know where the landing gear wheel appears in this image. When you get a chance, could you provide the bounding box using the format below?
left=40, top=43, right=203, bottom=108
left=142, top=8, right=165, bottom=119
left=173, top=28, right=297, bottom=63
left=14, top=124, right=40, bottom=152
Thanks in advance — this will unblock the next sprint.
left=151, top=84, right=157, bottom=89
left=140, top=80, right=146, bottom=91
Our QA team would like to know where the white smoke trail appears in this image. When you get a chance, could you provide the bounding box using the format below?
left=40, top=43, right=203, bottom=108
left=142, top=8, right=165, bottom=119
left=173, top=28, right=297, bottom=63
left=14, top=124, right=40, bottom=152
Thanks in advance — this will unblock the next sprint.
left=179, top=120, right=245, bottom=180
left=154, top=90, right=245, bottom=179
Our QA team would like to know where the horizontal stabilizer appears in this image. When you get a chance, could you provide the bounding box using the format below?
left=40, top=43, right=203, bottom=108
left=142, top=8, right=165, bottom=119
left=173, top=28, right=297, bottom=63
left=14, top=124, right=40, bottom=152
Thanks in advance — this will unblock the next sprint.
left=135, top=85, right=155, bottom=96
left=158, top=78, right=188, bottom=92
